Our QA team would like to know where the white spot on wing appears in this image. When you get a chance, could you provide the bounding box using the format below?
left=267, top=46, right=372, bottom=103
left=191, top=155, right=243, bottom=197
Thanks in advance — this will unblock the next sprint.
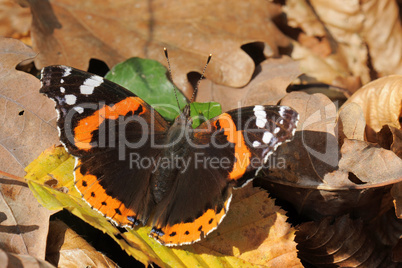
left=279, top=106, right=287, bottom=117
left=274, top=127, right=280, bottom=134
left=256, top=118, right=267, bottom=128
left=254, top=110, right=266, bottom=117
left=62, top=67, right=72, bottom=77
left=60, top=87, right=65, bottom=93
left=60, top=79, right=64, bottom=83
left=252, top=141, right=261, bottom=147
left=80, top=75, right=104, bottom=95
left=254, top=106, right=267, bottom=128
left=65, top=94, right=77, bottom=105
left=74, top=106, right=84, bottom=114
left=262, top=131, right=273, bottom=144
left=253, top=105, right=264, bottom=111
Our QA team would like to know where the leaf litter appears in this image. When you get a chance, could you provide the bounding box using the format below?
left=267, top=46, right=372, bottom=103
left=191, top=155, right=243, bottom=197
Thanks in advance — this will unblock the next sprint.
left=0, top=37, right=57, bottom=261
left=1, top=0, right=402, bottom=267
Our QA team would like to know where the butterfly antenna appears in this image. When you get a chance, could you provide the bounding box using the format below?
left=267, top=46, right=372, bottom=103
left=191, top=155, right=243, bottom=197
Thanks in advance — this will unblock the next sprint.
left=164, top=48, right=181, bottom=110
left=190, top=54, right=212, bottom=103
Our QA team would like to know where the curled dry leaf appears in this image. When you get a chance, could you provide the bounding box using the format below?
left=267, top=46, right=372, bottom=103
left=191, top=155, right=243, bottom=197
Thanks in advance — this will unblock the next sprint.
left=290, top=40, right=349, bottom=85
left=307, top=0, right=371, bottom=84
left=26, top=146, right=302, bottom=267
left=197, top=56, right=302, bottom=111
left=360, top=0, right=402, bottom=76
left=296, top=215, right=399, bottom=267
left=283, top=0, right=326, bottom=37
left=257, top=91, right=402, bottom=221
left=46, top=220, right=118, bottom=268
left=0, top=37, right=57, bottom=259
left=0, top=248, right=55, bottom=268
left=343, top=75, right=402, bottom=133
left=285, top=0, right=402, bottom=85
left=28, top=0, right=289, bottom=94
left=284, top=0, right=368, bottom=87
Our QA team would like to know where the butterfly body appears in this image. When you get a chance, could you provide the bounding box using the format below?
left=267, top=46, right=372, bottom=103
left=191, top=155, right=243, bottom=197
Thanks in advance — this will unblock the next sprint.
left=40, top=65, right=298, bottom=246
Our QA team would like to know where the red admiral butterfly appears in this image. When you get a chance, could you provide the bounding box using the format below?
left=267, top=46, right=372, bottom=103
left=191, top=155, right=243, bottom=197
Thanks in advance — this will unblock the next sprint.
left=40, top=64, right=298, bottom=246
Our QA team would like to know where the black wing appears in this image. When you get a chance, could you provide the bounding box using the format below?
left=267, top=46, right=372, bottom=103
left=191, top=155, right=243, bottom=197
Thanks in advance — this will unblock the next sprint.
left=40, top=65, right=170, bottom=225
left=150, top=105, right=298, bottom=245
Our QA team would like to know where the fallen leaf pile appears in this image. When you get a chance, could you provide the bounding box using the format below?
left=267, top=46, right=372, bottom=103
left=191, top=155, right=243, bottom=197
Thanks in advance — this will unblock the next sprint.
left=0, top=0, right=401, bottom=267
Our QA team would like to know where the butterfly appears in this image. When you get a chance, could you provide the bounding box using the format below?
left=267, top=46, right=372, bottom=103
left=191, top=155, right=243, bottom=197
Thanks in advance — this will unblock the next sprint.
left=40, top=65, right=298, bottom=246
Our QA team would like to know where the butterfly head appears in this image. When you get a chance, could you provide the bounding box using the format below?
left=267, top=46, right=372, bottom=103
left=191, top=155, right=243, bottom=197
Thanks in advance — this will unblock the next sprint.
left=175, top=104, right=192, bottom=126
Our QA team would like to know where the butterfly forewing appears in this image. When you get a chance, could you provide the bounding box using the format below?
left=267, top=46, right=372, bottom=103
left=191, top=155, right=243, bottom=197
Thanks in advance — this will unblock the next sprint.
left=40, top=65, right=169, bottom=224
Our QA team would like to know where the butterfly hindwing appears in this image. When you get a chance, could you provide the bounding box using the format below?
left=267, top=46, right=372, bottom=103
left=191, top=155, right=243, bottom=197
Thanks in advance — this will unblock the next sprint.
left=149, top=105, right=298, bottom=245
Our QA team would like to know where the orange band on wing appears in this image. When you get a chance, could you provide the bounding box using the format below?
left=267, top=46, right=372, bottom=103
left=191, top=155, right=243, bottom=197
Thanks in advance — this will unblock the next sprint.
left=73, top=97, right=147, bottom=150
left=150, top=197, right=230, bottom=246
left=214, top=113, right=251, bottom=180
left=75, top=162, right=138, bottom=226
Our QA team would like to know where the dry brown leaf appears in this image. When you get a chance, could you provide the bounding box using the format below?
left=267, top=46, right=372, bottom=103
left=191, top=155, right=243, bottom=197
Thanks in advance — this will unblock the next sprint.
left=0, top=37, right=59, bottom=259
left=324, top=139, right=402, bottom=189
left=286, top=0, right=402, bottom=84
left=0, top=248, right=55, bottom=268
left=197, top=56, right=301, bottom=111
left=393, top=238, right=402, bottom=262
left=283, top=0, right=326, bottom=37
left=361, top=0, right=402, bottom=76
left=257, top=91, right=402, bottom=221
left=343, top=75, right=402, bottom=133
left=28, top=0, right=290, bottom=94
left=296, top=32, right=332, bottom=58
left=296, top=215, right=399, bottom=267
left=369, top=208, right=402, bottom=247
left=0, top=37, right=59, bottom=176
left=337, top=102, right=366, bottom=142
left=0, top=1, right=31, bottom=39
left=392, top=182, right=402, bottom=219
left=46, top=220, right=118, bottom=268
left=308, top=0, right=371, bottom=84
left=0, top=183, right=50, bottom=259
left=290, top=40, right=348, bottom=85
left=283, top=0, right=368, bottom=88
left=378, top=125, right=402, bottom=158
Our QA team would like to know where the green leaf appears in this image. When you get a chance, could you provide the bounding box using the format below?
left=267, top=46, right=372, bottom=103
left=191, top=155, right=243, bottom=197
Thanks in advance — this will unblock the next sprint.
left=190, top=102, right=222, bottom=128
left=105, top=57, right=188, bottom=122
